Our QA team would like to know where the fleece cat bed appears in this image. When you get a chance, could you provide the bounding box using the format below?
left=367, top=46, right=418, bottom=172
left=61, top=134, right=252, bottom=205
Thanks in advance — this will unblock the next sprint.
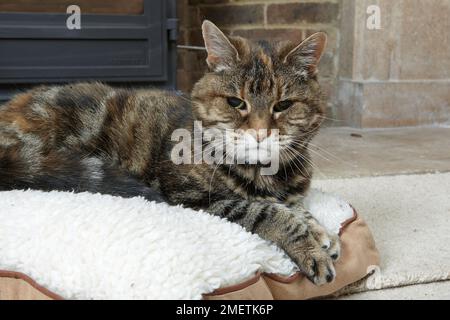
left=0, top=189, right=379, bottom=300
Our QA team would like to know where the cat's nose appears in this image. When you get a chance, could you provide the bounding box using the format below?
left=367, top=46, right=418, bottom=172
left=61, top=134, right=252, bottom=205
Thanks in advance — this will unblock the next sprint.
left=247, top=116, right=272, bottom=142
left=254, top=128, right=271, bottom=142
left=241, top=127, right=271, bottom=142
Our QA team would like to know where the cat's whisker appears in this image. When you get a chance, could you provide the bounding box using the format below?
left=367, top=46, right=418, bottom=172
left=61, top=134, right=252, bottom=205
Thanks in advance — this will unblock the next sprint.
left=298, top=156, right=326, bottom=179
left=282, top=147, right=312, bottom=179
left=208, top=161, right=221, bottom=205
left=174, top=93, right=193, bottom=105
left=298, top=152, right=327, bottom=179
left=308, top=145, right=347, bottom=165
left=286, top=142, right=331, bottom=175
left=289, top=138, right=342, bottom=162
left=306, top=148, right=333, bottom=164
left=297, top=140, right=350, bottom=165
left=316, top=115, right=344, bottom=123
left=285, top=145, right=326, bottom=179
left=288, top=140, right=333, bottom=163
left=281, top=150, right=300, bottom=179
left=192, top=144, right=215, bottom=161
left=207, top=146, right=235, bottom=204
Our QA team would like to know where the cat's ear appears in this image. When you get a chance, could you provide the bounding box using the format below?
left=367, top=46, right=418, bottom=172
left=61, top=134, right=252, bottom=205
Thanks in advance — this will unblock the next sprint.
left=283, top=32, right=327, bottom=78
left=202, top=20, right=239, bottom=72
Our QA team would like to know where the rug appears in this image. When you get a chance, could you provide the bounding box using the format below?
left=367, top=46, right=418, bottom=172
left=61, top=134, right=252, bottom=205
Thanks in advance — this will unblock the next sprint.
left=313, top=172, right=450, bottom=296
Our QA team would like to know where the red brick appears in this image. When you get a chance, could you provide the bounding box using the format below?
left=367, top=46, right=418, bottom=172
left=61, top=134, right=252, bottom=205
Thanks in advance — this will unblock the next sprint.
left=176, top=70, right=192, bottom=93
left=177, top=70, right=205, bottom=93
left=188, top=0, right=229, bottom=5
left=231, top=28, right=304, bottom=44
left=187, top=28, right=232, bottom=46
left=198, top=4, right=264, bottom=26
left=267, top=2, right=339, bottom=25
left=177, top=51, right=208, bottom=72
left=178, top=6, right=200, bottom=29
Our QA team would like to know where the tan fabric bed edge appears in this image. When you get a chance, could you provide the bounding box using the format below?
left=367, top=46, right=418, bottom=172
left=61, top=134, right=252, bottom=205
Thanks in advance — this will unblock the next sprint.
left=0, top=270, right=63, bottom=300
left=0, top=211, right=380, bottom=300
left=203, top=211, right=380, bottom=299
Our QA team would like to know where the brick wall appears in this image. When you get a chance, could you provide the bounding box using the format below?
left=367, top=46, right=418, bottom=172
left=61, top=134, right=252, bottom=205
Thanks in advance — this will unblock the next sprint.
left=177, top=0, right=341, bottom=119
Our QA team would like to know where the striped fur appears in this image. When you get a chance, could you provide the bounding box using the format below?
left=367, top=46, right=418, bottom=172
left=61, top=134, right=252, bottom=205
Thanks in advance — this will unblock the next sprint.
left=0, top=22, right=339, bottom=284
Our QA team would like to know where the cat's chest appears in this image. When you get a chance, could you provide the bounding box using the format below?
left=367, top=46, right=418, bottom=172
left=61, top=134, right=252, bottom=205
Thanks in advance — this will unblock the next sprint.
left=219, top=166, right=309, bottom=203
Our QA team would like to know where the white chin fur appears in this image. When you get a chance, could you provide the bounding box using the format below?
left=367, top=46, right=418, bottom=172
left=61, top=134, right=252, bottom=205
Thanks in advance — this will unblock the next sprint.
left=230, top=133, right=281, bottom=164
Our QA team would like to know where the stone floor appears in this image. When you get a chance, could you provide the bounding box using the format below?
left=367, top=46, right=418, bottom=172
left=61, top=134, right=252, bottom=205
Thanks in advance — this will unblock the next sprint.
left=310, top=126, right=450, bottom=179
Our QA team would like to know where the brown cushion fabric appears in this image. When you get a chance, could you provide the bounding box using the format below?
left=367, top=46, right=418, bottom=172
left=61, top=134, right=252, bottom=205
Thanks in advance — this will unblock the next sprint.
left=204, top=212, right=380, bottom=300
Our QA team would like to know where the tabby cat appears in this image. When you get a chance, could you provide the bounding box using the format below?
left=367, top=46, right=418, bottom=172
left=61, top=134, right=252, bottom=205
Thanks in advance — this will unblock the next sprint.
left=0, top=21, right=339, bottom=285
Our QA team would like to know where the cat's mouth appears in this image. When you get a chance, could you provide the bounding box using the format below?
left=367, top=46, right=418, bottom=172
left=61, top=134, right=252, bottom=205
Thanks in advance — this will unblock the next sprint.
left=189, top=125, right=293, bottom=175
left=232, top=144, right=275, bottom=164
left=219, top=130, right=279, bottom=163
left=239, top=160, right=273, bottom=168
left=222, top=141, right=282, bottom=175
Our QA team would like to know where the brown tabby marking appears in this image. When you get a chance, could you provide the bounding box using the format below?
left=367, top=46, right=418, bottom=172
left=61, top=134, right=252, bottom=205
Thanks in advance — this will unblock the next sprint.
left=0, top=21, right=339, bottom=285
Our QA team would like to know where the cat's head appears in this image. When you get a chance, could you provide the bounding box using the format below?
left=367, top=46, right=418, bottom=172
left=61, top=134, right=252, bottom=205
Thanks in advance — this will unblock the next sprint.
left=191, top=20, right=327, bottom=167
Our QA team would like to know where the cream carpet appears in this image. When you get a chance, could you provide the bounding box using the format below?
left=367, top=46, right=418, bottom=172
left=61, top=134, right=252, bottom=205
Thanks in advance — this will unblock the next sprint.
left=312, top=173, right=450, bottom=299
left=338, top=280, right=450, bottom=300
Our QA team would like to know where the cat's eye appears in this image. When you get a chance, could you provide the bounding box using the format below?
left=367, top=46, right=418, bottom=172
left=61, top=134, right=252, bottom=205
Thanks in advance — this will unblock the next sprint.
left=227, top=97, right=246, bottom=110
left=273, top=100, right=294, bottom=113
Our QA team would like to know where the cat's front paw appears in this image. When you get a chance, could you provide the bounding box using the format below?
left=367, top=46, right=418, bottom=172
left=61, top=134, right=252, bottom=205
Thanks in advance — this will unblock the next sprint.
left=306, top=218, right=341, bottom=262
left=285, top=219, right=341, bottom=285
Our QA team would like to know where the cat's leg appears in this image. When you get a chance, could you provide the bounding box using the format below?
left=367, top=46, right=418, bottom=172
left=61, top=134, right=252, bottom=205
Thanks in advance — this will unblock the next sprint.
left=207, top=199, right=340, bottom=285
left=0, top=147, right=164, bottom=202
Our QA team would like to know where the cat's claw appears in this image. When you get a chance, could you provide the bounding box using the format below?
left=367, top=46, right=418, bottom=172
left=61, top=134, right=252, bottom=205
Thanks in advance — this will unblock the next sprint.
left=287, top=219, right=341, bottom=286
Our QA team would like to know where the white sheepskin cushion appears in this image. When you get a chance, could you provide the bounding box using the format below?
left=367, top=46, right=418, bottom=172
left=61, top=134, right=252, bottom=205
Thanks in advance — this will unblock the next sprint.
left=0, top=189, right=353, bottom=300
